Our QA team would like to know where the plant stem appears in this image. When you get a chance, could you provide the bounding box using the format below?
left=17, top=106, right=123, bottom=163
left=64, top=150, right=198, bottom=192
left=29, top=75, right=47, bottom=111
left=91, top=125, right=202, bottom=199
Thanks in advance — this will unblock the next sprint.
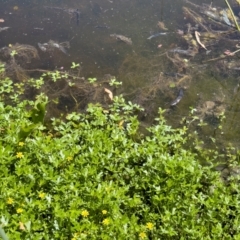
left=225, top=0, right=240, bottom=31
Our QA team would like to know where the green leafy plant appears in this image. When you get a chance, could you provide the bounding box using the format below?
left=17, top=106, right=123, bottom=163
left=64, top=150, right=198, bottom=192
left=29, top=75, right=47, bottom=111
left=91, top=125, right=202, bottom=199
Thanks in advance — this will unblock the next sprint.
left=88, top=77, right=97, bottom=83
left=0, top=72, right=240, bottom=239
left=71, top=62, right=80, bottom=69
left=109, top=77, right=122, bottom=87
left=10, top=50, right=17, bottom=57
left=0, top=64, right=5, bottom=74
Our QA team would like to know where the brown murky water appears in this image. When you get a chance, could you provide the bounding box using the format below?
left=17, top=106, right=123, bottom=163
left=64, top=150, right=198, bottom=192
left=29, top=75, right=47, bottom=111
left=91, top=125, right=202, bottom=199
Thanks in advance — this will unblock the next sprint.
left=1, top=0, right=240, bottom=149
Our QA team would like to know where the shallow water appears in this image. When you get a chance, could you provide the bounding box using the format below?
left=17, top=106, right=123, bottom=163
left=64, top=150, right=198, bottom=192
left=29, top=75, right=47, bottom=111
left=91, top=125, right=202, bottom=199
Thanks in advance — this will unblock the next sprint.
left=1, top=0, right=240, bottom=149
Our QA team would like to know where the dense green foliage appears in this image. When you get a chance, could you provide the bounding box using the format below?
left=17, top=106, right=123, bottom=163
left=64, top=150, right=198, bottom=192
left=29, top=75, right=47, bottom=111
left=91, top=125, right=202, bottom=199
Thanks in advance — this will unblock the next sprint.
left=0, top=74, right=240, bottom=239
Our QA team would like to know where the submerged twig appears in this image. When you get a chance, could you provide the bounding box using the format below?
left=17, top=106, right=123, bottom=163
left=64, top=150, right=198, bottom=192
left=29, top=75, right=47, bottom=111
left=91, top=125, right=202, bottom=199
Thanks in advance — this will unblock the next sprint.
left=203, top=48, right=240, bottom=63
left=104, top=88, right=113, bottom=101
left=195, top=31, right=207, bottom=50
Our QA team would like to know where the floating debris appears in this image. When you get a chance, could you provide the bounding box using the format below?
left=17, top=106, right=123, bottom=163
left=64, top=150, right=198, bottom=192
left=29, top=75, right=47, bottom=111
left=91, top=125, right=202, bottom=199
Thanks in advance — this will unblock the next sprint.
left=176, top=29, right=184, bottom=35
left=222, top=9, right=232, bottom=26
left=38, top=40, right=70, bottom=55
left=194, top=31, right=207, bottom=50
left=95, top=25, right=110, bottom=29
left=184, top=0, right=238, bottom=28
left=74, top=9, right=80, bottom=25
left=110, top=34, right=132, bottom=45
left=171, top=88, right=184, bottom=106
left=169, top=47, right=197, bottom=57
left=34, top=27, right=44, bottom=30
left=147, top=32, right=168, bottom=40
left=0, top=27, right=10, bottom=32
left=104, top=88, right=113, bottom=101
left=38, top=43, right=48, bottom=52
left=48, top=40, right=69, bottom=55
left=157, top=21, right=168, bottom=30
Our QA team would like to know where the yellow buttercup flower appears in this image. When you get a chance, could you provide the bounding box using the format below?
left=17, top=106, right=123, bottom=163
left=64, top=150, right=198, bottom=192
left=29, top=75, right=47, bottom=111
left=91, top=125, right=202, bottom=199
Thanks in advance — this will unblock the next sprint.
left=102, top=210, right=107, bottom=215
left=71, top=232, right=79, bottom=240
left=39, top=192, right=46, bottom=199
left=146, top=222, right=154, bottom=230
left=18, top=142, right=24, bottom=147
left=81, top=210, right=89, bottom=217
left=16, top=152, right=24, bottom=158
left=67, top=156, right=73, bottom=161
left=139, top=232, right=147, bottom=239
left=7, top=198, right=14, bottom=204
left=17, top=208, right=23, bottom=213
left=102, top=218, right=110, bottom=225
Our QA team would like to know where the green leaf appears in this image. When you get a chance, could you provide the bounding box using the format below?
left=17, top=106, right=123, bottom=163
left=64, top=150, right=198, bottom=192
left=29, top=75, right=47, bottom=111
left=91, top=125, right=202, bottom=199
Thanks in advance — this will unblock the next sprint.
left=0, top=227, right=9, bottom=240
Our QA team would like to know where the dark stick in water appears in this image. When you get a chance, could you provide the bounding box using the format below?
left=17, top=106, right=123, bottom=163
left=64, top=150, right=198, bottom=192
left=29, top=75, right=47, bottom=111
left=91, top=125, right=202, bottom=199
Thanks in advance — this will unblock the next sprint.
left=75, top=9, right=80, bottom=25
left=94, top=25, right=110, bottom=29
left=170, top=88, right=184, bottom=106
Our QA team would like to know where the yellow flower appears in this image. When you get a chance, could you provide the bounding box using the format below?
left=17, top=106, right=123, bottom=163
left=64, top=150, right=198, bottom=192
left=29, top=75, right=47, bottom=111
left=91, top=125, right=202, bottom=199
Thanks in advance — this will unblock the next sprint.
left=71, top=232, right=79, bottom=240
left=146, top=222, right=154, bottom=230
left=39, top=192, right=46, bottom=199
left=17, top=208, right=23, bottom=213
left=81, top=210, right=89, bottom=217
left=16, top=152, right=24, bottom=158
left=67, top=156, right=73, bottom=161
left=18, top=142, right=24, bottom=147
left=102, top=218, right=110, bottom=225
left=7, top=198, right=14, bottom=204
left=139, top=232, right=147, bottom=239
left=102, top=210, right=107, bottom=215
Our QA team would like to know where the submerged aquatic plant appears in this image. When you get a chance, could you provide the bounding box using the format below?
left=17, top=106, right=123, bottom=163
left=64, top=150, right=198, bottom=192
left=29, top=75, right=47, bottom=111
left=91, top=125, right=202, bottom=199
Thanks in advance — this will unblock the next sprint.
left=0, top=44, right=39, bottom=81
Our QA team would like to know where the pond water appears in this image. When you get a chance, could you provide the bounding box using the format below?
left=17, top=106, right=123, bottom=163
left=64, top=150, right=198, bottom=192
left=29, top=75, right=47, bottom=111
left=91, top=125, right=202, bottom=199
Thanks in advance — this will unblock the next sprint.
left=1, top=0, right=240, bottom=149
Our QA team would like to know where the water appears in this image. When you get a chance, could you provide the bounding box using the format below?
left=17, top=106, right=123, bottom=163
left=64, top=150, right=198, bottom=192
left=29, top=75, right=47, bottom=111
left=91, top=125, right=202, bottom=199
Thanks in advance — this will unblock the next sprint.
left=1, top=0, right=240, bottom=148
